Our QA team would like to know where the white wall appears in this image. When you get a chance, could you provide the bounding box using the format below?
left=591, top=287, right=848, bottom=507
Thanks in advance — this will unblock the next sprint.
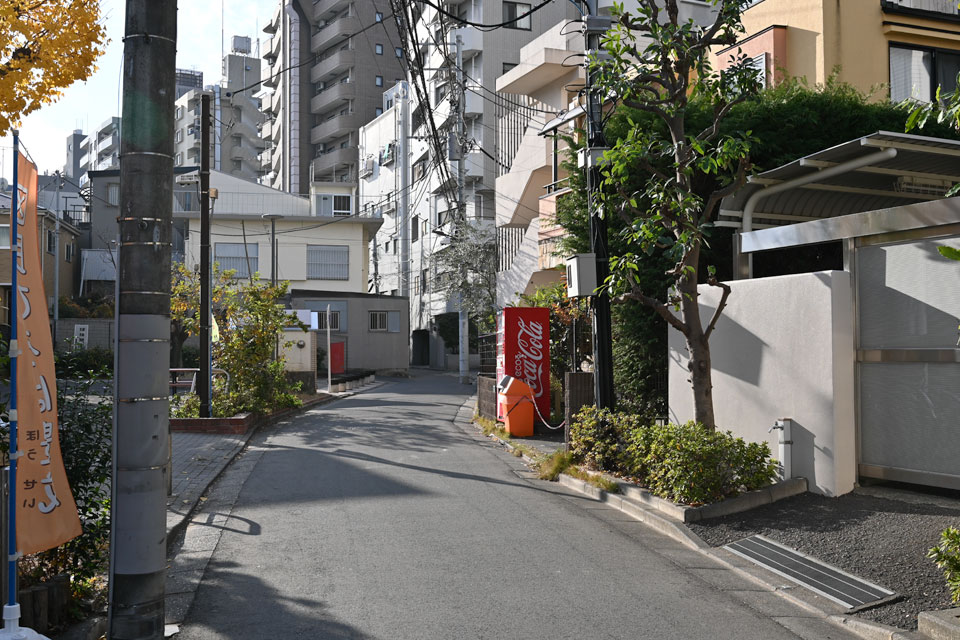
left=668, top=271, right=856, bottom=497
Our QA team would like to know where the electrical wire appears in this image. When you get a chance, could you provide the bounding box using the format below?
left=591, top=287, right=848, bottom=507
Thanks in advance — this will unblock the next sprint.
left=418, top=0, right=558, bottom=31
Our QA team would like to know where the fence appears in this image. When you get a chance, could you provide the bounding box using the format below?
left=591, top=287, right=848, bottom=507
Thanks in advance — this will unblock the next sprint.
left=477, top=375, right=497, bottom=420
left=477, top=332, right=496, bottom=378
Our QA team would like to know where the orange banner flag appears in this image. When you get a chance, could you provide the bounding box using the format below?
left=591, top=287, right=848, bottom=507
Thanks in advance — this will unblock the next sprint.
left=13, top=151, right=81, bottom=555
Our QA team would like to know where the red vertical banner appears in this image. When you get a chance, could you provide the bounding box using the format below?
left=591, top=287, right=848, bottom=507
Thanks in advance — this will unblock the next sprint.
left=497, top=307, right=550, bottom=420
left=14, top=152, right=81, bottom=555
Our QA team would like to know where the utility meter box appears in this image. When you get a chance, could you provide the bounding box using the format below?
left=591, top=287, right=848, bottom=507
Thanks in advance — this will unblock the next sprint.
left=565, top=253, right=597, bottom=298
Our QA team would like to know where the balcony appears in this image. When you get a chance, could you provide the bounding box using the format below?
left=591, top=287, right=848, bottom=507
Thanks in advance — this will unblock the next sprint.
left=262, top=71, right=279, bottom=89
left=450, top=26, right=482, bottom=58
left=264, top=34, right=280, bottom=64
left=310, top=80, right=355, bottom=113
left=310, top=111, right=365, bottom=145
left=882, top=0, right=959, bottom=16
left=312, top=15, right=359, bottom=53
left=314, top=0, right=350, bottom=22
left=310, top=47, right=355, bottom=83
left=97, top=132, right=119, bottom=154
left=311, top=146, right=358, bottom=176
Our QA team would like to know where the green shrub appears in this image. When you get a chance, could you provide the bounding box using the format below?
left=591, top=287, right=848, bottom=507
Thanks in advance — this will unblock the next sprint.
left=568, top=408, right=778, bottom=505
left=55, top=347, right=113, bottom=378
left=181, top=345, right=200, bottom=369
left=929, top=527, right=960, bottom=604
left=640, top=422, right=777, bottom=505
left=568, top=405, right=645, bottom=473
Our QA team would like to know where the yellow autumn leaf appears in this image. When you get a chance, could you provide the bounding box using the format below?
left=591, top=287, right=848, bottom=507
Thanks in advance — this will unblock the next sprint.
left=0, top=0, right=107, bottom=136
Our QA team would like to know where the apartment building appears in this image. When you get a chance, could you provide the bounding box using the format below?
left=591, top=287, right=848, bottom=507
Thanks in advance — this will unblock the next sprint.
left=259, top=0, right=404, bottom=207
left=173, top=37, right=265, bottom=182
left=495, top=1, right=717, bottom=308
left=361, top=1, right=580, bottom=367
left=711, top=0, right=960, bottom=100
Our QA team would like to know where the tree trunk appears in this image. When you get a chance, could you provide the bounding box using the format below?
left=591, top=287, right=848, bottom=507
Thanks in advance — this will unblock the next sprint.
left=678, top=249, right=717, bottom=431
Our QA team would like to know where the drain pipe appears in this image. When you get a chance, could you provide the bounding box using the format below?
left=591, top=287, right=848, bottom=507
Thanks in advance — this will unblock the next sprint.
left=769, top=418, right=793, bottom=480
left=737, top=147, right=898, bottom=278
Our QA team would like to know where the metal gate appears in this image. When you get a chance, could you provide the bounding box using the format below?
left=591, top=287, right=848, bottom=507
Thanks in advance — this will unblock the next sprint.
left=856, top=231, right=960, bottom=489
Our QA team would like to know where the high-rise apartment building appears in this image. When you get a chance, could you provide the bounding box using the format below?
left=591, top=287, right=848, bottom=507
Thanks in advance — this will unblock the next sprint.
left=175, top=68, right=204, bottom=99
left=173, top=37, right=265, bottom=181
left=362, top=1, right=579, bottom=366
left=259, top=0, right=403, bottom=205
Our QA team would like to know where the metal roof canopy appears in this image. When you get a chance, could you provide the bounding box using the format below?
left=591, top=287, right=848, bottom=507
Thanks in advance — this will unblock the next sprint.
left=720, top=131, right=960, bottom=234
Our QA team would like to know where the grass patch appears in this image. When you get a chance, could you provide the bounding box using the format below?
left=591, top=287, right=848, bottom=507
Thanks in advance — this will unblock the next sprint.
left=474, top=416, right=541, bottom=460
left=538, top=450, right=574, bottom=480
left=567, top=466, right=620, bottom=493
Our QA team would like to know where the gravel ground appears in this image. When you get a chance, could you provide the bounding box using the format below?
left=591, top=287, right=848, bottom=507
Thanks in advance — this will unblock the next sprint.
left=687, top=484, right=960, bottom=631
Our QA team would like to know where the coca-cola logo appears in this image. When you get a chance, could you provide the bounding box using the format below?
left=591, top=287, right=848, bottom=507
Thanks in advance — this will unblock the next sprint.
left=514, top=317, right=546, bottom=398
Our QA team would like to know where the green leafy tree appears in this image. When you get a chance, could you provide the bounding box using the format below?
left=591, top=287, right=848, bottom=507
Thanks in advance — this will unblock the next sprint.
left=432, top=219, right=498, bottom=332
left=516, top=281, right=592, bottom=388
left=590, top=0, right=761, bottom=429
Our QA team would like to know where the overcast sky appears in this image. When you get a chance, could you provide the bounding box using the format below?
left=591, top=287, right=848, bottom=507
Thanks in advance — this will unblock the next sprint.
left=0, top=0, right=272, bottom=181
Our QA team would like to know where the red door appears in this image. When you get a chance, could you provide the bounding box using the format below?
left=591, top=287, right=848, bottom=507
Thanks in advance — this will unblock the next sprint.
left=330, top=342, right=346, bottom=374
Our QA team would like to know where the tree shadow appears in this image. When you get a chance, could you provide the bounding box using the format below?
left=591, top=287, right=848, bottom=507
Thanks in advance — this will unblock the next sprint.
left=179, top=558, right=379, bottom=639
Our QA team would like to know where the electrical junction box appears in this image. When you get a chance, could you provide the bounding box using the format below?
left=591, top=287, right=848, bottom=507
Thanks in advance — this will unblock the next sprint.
left=566, top=253, right=597, bottom=298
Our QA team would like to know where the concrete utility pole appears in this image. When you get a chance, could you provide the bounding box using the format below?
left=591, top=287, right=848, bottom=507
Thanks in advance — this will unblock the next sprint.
left=583, top=0, right=615, bottom=409
left=110, top=2, right=177, bottom=638
left=199, top=94, right=212, bottom=419
left=399, top=82, right=410, bottom=297
left=455, top=33, right=469, bottom=385
left=53, top=171, right=61, bottom=347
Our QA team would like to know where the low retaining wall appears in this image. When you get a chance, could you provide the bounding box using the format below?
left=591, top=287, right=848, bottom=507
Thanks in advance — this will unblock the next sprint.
left=170, top=412, right=254, bottom=434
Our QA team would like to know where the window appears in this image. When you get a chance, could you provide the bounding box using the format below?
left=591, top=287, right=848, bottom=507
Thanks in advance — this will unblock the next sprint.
left=307, top=245, right=349, bottom=280
left=316, top=193, right=353, bottom=216
left=334, top=194, right=351, bottom=215
left=413, top=275, right=420, bottom=295
left=395, top=47, right=403, bottom=58
left=65, top=242, right=74, bottom=263
left=175, top=129, right=183, bottom=143
left=375, top=107, right=383, bottom=116
left=175, top=152, right=183, bottom=166
left=375, top=43, right=383, bottom=55
left=317, top=310, right=340, bottom=331
left=474, top=194, right=484, bottom=219
left=502, top=62, right=518, bottom=74
left=411, top=216, right=419, bottom=242
left=215, top=242, right=258, bottom=278
left=0, top=225, right=9, bottom=249
left=375, top=75, right=383, bottom=87
left=176, top=106, right=183, bottom=119
left=502, top=2, right=531, bottom=29
left=393, top=238, right=398, bottom=254
left=369, top=311, right=388, bottom=331
left=107, top=183, right=120, bottom=206
left=46, top=229, right=56, bottom=254
left=890, top=45, right=960, bottom=103
left=421, top=268, right=428, bottom=293
left=375, top=11, right=383, bottom=22
left=384, top=241, right=390, bottom=254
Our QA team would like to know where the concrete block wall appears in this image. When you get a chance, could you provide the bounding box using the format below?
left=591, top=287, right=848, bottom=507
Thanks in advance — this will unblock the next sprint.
left=668, top=271, right=856, bottom=497
left=55, top=318, right=114, bottom=351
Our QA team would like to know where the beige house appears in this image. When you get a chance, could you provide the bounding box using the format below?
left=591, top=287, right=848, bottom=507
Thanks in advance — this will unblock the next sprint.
left=712, top=0, right=960, bottom=101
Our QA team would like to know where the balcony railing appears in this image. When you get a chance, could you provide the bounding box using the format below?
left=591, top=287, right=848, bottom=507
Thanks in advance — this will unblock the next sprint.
left=883, top=0, right=959, bottom=15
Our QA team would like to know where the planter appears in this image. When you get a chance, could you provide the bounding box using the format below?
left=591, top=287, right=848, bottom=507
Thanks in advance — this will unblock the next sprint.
left=170, top=412, right=255, bottom=434
left=18, top=574, right=71, bottom=633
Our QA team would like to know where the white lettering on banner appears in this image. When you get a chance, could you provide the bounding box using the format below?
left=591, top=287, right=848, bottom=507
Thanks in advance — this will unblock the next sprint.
left=38, top=471, right=60, bottom=514
left=514, top=317, right=547, bottom=399
left=18, top=284, right=30, bottom=319
left=16, top=184, right=26, bottom=225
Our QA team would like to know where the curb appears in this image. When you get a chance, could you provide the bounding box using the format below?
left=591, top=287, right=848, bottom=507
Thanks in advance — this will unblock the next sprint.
left=461, top=406, right=917, bottom=640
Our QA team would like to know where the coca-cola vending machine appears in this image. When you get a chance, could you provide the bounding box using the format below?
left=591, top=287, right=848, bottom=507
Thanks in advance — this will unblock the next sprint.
left=496, top=307, right=550, bottom=421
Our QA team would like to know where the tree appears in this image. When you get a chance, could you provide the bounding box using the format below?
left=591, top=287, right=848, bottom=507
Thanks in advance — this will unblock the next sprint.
left=0, top=0, right=107, bottom=135
left=432, top=219, right=498, bottom=332
left=591, top=0, right=763, bottom=430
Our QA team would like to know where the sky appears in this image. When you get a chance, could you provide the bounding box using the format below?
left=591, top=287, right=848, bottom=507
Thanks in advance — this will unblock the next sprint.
left=0, top=0, right=273, bottom=182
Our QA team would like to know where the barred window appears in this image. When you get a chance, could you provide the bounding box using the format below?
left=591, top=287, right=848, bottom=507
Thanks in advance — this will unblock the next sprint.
left=318, top=310, right=340, bottom=331
left=307, top=244, right=349, bottom=280
left=215, top=242, right=258, bottom=278
left=369, top=311, right=387, bottom=332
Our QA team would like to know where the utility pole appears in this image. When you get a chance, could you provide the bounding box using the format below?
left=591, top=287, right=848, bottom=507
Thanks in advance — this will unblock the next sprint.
left=455, top=33, right=469, bottom=385
left=199, top=93, right=212, bottom=419
left=399, top=82, right=410, bottom=298
left=53, top=171, right=61, bottom=348
left=110, top=1, right=177, bottom=638
left=262, top=213, right=282, bottom=361
left=583, top=0, right=615, bottom=410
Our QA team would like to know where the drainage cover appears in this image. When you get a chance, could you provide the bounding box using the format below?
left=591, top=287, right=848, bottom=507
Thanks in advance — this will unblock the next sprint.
left=724, top=535, right=895, bottom=611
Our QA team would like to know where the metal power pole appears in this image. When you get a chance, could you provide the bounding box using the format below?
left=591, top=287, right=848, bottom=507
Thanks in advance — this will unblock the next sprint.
left=199, top=93, right=212, bottom=419
left=110, top=1, right=177, bottom=638
left=583, top=0, right=615, bottom=409
left=455, top=33, right=469, bottom=385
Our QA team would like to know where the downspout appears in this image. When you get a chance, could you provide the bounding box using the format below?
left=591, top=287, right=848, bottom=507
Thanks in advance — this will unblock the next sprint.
left=736, top=147, right=898, bottom=279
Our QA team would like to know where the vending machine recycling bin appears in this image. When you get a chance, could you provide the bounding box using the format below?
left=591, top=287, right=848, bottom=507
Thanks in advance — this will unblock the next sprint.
left=497, top=375, right=534, bottom=437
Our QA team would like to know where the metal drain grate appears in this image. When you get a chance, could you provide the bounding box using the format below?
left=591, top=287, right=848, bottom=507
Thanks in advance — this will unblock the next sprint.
left=724, top=535, right=895, bottom=611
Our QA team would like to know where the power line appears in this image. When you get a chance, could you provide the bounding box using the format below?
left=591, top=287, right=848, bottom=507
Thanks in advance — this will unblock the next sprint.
left=418, top=0, right=559, bottom=31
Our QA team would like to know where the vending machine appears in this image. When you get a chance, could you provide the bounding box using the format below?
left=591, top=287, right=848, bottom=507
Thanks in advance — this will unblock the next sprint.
left=495, top=307, right=550, bottom=421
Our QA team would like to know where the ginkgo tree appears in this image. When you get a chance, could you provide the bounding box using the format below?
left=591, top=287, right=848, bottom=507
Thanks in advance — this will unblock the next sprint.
left=0, top=0, right=107, bottom=135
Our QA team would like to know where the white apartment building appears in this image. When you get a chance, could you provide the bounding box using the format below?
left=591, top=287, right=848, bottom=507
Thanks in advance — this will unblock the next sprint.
left=173, top=37, right=265, bottom=182
left=362, top=1, right=580, bottom=366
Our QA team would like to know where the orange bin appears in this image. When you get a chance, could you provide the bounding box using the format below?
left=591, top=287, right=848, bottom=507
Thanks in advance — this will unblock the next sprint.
left=499, top=376, right=534, bottom=437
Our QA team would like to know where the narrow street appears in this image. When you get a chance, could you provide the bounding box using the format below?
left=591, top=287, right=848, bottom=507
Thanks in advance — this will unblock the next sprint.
left=174, top=370, right=856, bottom=639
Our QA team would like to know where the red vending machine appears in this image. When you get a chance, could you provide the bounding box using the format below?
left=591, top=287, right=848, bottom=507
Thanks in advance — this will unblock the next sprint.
left=496, top=307, right=550, bottom=422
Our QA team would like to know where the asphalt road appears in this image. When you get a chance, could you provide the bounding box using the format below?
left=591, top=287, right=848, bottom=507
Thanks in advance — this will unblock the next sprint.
left=176, top=370, right=856, bottom=640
